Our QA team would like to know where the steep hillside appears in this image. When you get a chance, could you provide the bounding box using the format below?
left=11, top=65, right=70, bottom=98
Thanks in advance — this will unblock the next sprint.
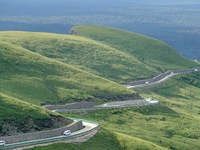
left=0, top=26, right=199, bottom=149
left=71, top=25, right=198, bottom=71
left=1, top=28, right=197, bottom=84
left=0, top=31, right=157, bottom=83
left=0, top=93, right=72, bottom=136
left=0, top=41, right=133, bottom=105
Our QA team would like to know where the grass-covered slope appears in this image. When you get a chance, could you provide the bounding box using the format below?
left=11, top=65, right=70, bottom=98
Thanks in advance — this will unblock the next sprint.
left=114, top=132, right=167, bottom=150
left=0, top=41, right=133, bottom=105
left=141, top=72, right=200, bottom=115
left=58, top=72, right=200, bottom=150
left=0, top=93, right=72, bottom=136
left=28, top=129, right=167, bottom=150
left=0, top=28, right=198, bottom=84
left=72, top=25, right=198, bottom=71
left=0, top=31, right=157, bottom=83
left=141, top=72, right=200, bottom=98
left=28, top=128, right=123, bottom=150
left=24, top=74, right=200, bottom=150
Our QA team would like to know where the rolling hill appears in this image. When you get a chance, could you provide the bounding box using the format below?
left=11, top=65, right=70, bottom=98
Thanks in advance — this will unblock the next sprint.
left=0, top=31, right=157, bottom=83
left=71, top=25, right=197, bottom=71
left=58, top=72, right=200, bottom=150
left=0, top=27, right=198, bottom=84
left=0, top=25, right=199, bottom=149
left=36, top=71, right=200, bottom=150
left=0, top=34, right=135, bottom=136
left=0, top=41, right=134, bottom=105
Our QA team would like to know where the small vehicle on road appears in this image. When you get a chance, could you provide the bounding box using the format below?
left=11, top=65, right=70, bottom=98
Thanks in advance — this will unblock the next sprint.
left=194, top=69, right=198, bottom=72
left=0, top=140, right=5, bottom=146
left=63, top=130, right=71, bottom=136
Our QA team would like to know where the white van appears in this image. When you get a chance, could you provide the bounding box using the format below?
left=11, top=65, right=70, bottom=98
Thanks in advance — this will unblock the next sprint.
left=0, top=140, right=5, bottom=146
left=63, top=130, right=71, bottom=136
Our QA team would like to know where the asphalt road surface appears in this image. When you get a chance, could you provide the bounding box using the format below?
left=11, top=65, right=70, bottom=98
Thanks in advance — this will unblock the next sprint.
left=1, top=119, right=99, bottom=150
left=126, top=67, right=200, bottom=89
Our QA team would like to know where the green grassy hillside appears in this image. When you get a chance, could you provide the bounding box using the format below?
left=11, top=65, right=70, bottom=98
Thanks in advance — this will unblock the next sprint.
left=0, top=26, right=199, bottom=149
left=72, top=25, right=197, bottom=71
left=1, top=27, right=197, bottom=84
left=141, top=72, right=200, bottom=116
left=56, top=72, right=200, bottom=150
left=28, top=129, right=167, bottom=150
left=0, top=31, right=157, bottom=83
left=0, top=93, right=72, bottom=136
left=114, top=132, right=167, bottom=150
left=0, top=41, right=133, bottom=105
left=28, top=128, right=122, bottom=150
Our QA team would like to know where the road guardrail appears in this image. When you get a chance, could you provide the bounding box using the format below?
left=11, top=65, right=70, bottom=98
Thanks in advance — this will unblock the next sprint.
left=0, top=118, right=99, bottom=150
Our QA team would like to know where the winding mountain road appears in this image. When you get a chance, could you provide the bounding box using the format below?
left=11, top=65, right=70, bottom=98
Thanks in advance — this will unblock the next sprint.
left=45, top=67, right=200, bottom=113
left=1, top=67, right=199, bottom=149
left=125, top=67, right=200, bottom=89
